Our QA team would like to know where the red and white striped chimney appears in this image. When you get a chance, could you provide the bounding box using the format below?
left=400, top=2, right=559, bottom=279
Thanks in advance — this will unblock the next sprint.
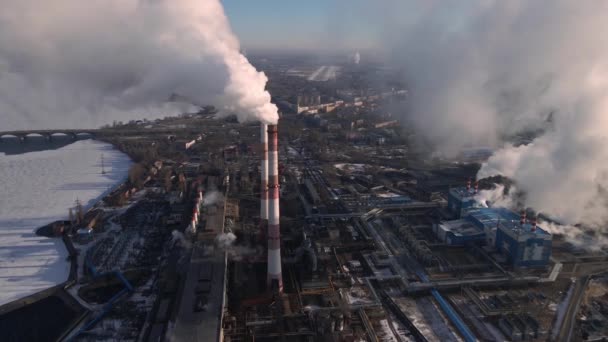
left=260, top=123, right=269, bottom=232
left=520, top=210, right=527, bottom=226
left=466, top=178, right=472, bottom=192
left=474, top=180, right=479, bottom=194
left=267, top=124, right=283, bottom=292
left=531, top=216, right=537, bottom=232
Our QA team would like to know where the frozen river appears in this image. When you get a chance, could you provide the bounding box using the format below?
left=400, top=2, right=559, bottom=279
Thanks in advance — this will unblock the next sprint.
left=0, top=139, right=132, bottom=306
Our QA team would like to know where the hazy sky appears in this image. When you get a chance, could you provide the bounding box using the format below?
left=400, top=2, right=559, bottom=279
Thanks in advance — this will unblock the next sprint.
left=223, top=0, right=375, bottom=52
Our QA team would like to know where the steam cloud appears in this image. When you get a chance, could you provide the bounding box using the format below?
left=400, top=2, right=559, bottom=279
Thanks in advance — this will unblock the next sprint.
left=216, top=232, right=237, bottom=249
left=370, top=1, right=608, bottom=237
left=474, top=184, right=516, bottom=210
left=0, top=0, right=278, bottom=130
left=215, top=232, right=261, bottom=261
left=171, top=230, right=191, bottom=249
left=203, top=191, right=224, bottom=207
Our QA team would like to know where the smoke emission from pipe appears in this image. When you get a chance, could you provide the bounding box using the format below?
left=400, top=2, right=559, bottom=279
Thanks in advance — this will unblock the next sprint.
left=357, top=1, right=608, bottom=243
left=0, top=0, right=278, bottom=129
left=353, top=52, right=361, bottom=65
left=203, top=191, right=224, bottom=207
left=171, top=230, right=192, bottom=249
left=474, top=184, right=516, bottom=209
left=216, top=232, right=237, bottom=249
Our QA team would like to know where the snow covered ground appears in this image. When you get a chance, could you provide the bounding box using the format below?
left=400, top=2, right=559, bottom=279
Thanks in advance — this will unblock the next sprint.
left=0, top=140, right=131, bottom=306
left=307, top=65, right=340, bottom=81
left=396, top=296, right=461, bottom=341
left=334, top=163, right=367, bottom=173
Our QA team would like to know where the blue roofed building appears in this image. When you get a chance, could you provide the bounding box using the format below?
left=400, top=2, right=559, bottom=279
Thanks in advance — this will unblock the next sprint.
left=434, top=207, right=518, bottom=247
left=495, top=220, right=552, bottom=268
left=465, top=207, right=520, bottom=247
left=434, top=219, right=486, bottom=246
left=435, top=205, right=552, bottom=267
left=448, top=186, right=478, bottom=218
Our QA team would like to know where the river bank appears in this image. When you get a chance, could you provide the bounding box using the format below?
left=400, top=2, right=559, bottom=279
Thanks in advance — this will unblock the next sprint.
left=0, top=139, right=132, bottom=306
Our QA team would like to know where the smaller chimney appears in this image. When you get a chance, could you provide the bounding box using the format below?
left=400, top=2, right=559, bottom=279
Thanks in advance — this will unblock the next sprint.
left=520, top=210, right=527, bottom=226
left=474, top=181, right=479, bottom=194
left=466, top=178, right=471, bottom=192
left=531, top=216, right=537, bottom=232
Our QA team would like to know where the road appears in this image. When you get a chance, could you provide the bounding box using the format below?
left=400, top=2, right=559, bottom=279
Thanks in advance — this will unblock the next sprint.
left=554, top=276, right=588, bottom=341
left=171, top=177, right=227, bottom=342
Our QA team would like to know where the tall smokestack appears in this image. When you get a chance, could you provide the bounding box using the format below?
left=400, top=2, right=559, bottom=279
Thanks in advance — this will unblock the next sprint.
left=531, top=216, right=537, bottom=232
left=466, top=178, right=471, bottom=192
left=260, top=123, right=269, bottom=234
left=474, top=180, right=479, bottom=194
left=520, top=210, right=527, bottom=226
left=267, top=124, right=283, bottom=292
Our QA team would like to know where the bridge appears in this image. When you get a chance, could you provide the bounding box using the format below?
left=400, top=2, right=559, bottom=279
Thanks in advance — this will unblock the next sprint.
left=0, top=126, right=207, bottom=143
left=0, top=129, right=97, bottom=143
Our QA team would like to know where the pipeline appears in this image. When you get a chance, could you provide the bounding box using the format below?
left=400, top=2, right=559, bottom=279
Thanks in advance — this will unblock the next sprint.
left=68, top=254, right=134, bottom=340
left=414, top=268, right=476, bottom=342
left=430, top=289, right=476, bottom=342
left=375, top=287, right=428, bottom=342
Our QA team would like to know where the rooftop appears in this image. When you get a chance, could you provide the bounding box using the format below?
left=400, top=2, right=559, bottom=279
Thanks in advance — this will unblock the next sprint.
left=464, top=207, right=550, bottom=238
left=449, top=186, right=477, bottom=200
left=498, top=220, right=551, bottom=240
left=439, top=219, right=484, bottom=237
left=466, top=207, right=520, bottom=229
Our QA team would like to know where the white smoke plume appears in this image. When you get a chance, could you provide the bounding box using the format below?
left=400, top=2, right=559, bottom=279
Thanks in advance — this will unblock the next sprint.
left=214, top=231, right=261, bottom=260
left=372, top=1, right=608, bottom=156
left=171, top=230, right=191, bottom=249
left=0, top=0, right=278, bottom=130
left=358, top=1, right=608, bottom=241
left=215, top=232, right=237, bottom=249
left=203, top=191, right=224, bottom=207
left=474, top=184, right=516, bottom=209
left=541, top=222, right=608, bottom=252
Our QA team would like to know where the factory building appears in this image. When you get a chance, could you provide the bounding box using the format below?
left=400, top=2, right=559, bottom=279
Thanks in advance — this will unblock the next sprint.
left=465, top=208, right=520, bottom=247
left=495, top=219, right=552, bottom=268
left=434, top=219, right=486, bottom=246
left=437, top=201, right=552, bottom=267
left=303, top=178, right=321, bottom=205
left=434, top=207, right=518, bottom=246
left=447, top=184, right=478, bottom=218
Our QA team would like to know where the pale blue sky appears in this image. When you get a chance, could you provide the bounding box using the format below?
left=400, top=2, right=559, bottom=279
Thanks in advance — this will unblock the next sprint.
left=222, top=0, right=375, bottom=52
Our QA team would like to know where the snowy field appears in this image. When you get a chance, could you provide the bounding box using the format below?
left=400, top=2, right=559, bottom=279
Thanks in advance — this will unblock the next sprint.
left=0, top=140, right=131, bottom=306
left=307, top=65, right=340, bottom=81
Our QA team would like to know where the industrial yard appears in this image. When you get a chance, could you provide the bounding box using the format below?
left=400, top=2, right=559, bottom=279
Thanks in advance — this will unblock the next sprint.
left=1, top=58, right=608, bottom=342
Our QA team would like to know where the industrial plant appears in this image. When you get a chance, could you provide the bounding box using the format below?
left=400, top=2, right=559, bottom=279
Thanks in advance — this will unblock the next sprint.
left=1, top=38, right=608, bottom=342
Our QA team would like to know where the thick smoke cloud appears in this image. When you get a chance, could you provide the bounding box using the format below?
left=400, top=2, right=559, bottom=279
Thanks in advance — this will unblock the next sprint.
left=369, top=1, right=608, bottom=232
left=474, top=184, right=516, bottom=210
left=0, top=0, right=278, bottom=130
